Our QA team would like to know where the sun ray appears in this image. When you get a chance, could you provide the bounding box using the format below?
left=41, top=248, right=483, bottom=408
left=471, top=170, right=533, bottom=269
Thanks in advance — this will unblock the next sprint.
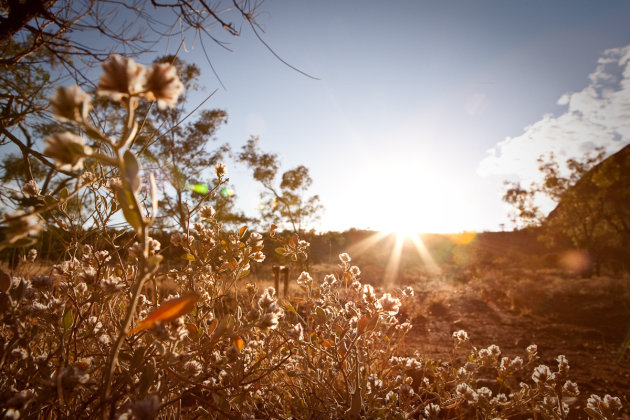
left=383, top=233, right=405, bottom=288
left=408, top=234, right=441, bottom=274
left=346, top=231, right=390, bottom=258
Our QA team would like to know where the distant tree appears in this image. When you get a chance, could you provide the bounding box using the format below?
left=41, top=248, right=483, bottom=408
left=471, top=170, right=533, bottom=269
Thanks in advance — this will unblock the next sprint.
left=503, top=145, right=630, bottom=275
left=238, top=136, right=323, bottom=234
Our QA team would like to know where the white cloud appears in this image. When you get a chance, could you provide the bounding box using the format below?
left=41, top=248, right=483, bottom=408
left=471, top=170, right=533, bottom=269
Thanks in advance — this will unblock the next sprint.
left=479, top=44, right=630, bottom=183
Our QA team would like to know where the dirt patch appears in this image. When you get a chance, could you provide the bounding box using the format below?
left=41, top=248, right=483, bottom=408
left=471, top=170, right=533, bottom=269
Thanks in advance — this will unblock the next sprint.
left=402, top=274, right=630, bottom=418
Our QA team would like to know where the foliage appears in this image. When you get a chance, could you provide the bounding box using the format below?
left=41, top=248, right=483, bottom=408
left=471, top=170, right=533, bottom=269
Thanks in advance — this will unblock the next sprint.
left=239, top=136, right=323, bottom=234
left=503, top=146, right=630, bottom=275
left=0, top=57, right=623, bottom=419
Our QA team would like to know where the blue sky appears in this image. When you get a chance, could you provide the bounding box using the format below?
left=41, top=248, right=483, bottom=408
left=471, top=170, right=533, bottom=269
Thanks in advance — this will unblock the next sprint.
left=90, top=1, right=630, bottom=232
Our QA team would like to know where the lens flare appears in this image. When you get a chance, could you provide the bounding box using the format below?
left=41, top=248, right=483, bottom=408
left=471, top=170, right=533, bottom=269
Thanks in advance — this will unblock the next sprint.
left=185, top=184, right=209, bottom=194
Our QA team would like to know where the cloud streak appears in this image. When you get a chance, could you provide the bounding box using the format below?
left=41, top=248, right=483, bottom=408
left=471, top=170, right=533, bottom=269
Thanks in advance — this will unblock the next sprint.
left=479, top=44, right=630, bottom=183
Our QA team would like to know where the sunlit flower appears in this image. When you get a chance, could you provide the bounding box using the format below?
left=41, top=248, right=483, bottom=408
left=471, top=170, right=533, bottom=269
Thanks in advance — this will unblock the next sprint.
left=556, top=354, right=569, bottom=376
left=532, top=364, right=553, bottom=384
left=215, top=162, right=227, bottom=178
left=98, top=55, right=147, bottom=102
left=288, top=323, right=304, bottom=341
left=183, top=360, right=203, bottom=377
left=452, top=329, right=469, bottom=344
left=563, top=380, right=579, bottom=396
left=50, top=85, right=92, bottom=122
left=297, top=272, right=312, bottom=287
left=378, top=293, right=401, bottom=315
left=144, top=62, right=184, bottom=109
left=456, top=383, right=478, bottom=402
left=252, top=251, right=265, bottom=263
left=21, top=180, right=39, bottom=197
left=362, top=284, right=376, bottom=303
left=349, top=265, right=361, bottom=277
left=339, top=253, right=351, bottom=263
left=44, top=132, right=92, bottom=171
left=424, top=403, right=441, bottom=419
left=26, top=248, right=37, bottom=262
left=200, top=205, right=216, bottom=219
left=11, top=347, right=28, bottom=360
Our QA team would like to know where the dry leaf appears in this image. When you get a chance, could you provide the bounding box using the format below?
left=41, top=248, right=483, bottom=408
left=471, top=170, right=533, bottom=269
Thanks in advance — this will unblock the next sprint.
left=129, top=293, right=198, bottom=335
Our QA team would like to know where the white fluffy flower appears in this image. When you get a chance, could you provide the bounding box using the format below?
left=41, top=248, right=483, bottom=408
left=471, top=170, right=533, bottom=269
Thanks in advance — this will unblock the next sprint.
left=43, top=132, right=92, bottom=171
left=144, top=62, right=184, bottom=109
left=98, top=55, right=147, bottom=102
left=50, top=85, right=91, bottom=122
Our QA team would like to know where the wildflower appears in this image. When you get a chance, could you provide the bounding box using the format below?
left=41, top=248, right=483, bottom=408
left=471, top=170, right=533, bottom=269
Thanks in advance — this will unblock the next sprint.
left=452, top=329, right=469, bottom=344
left=26, top=248, right=37, bottom=262
left=76, top=282, right=88, bottom=294
left=99, top=334, right=111, bottom=345
left=200, top=205, right=216, bottom=219
left=532, top=365, right=553, bottom=384
left=288, top=323, right=304, bottom=341
left=424, top=403, right=440, bottom=419
left=339, top=253, right=351, bottom=263
left=494, top=393, right=508, bottom=405
left=378, top=293, right=401, bottom=315
left=402, top=286, right=414, bottom=297
left=349, top=265, right=361, bottom=277
left=487, top=344, right=501, bottom=357
left=526, top=344, right=538, bottom=360
left=563, top=380, right=579, bottom=396
left=296, top=272, right=312, bottom=288
left=362, top=284, right=376, bottom=303
left=11, top=347, right=28, bottom=360
left=214, top=162, right=227, bottom=178
left=100, top=275, right=124, bottom=294
left=604, top=394, right=623, bottom=411
left=477, top=387, right=492, bottom=399
left=252, top=251, right=265, bottom=263
left=248, top=231, right=263, bottom=247
left=4, top=409, right=20, bottom=419
left=98, top=55, right=147, bottom=102
left=556, top=354, right=569, bottom=376
left=350, top=280, right=362, bottom=293
left=21, top=180, right=39, bottom=197
left=510, top=356, right=523, bottom=370
left=79, top=171, right=96, bottom=185
left=147, top=237, right=161, bottom=255
left=170, top=232, right=191, bottom=248
left=323, top=274, right=337, bottom=286
left=456, top=383, right=478, bottom=402
left=2, top=210, right=44, bottom=244
left=43, top=132, right=92, bottom=171
left=144, top=62, right=184, bottom=109
left=50, top=85, right=91, bottom=122
left=183, top=360, right=203, bottom=377
left=259, top=312, right=280, bottom=330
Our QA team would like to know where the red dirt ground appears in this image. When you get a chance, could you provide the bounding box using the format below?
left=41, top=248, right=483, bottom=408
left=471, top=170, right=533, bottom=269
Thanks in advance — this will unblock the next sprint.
left=400, top=275, right=630, bottom=419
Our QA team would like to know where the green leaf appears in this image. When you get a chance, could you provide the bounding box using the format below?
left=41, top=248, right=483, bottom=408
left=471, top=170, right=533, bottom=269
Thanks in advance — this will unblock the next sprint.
left=123, top=150, right=141, bottom=193
left=63, top=308, right=74, bottom=333
left=239, top=225, right=247, bottom=239
left=239, top=269, right=250, bottom=278
left=275, top=247, right=286, bottom=255
left=113, top=185, right=143, bottom=234
left=182, top=253, right=195, bottom=261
